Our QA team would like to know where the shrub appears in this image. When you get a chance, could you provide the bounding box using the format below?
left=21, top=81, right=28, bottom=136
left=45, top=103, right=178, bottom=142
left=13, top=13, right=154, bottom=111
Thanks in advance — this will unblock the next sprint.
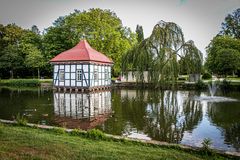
left=0, top=79, right=40, bottom=87
left=201, top=138, right=214, bottom=155
left=220, top=79, right=231, bottom=91
left=202, top=72, right=212, bottom=80
left=51, top=127, right=66, bottom=135
left=201, top=138, right=212, bottom=150
left=86, top=129, right=107, bottom=140
left=16, top=113, right=28, bottom=126
left=195, top=80, right=206, bottom=90
left=70, top=129, right=84, bottom=136
left=0, top=122, right=4, bottom=134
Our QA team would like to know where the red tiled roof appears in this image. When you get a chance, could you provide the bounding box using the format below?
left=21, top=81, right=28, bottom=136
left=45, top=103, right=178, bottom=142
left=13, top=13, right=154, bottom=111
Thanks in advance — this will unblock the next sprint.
left=50, top=40, right=113, bottom=64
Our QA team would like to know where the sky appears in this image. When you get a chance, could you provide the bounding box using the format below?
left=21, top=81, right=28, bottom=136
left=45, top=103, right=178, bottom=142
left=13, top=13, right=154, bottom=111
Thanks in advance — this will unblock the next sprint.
left=0, top=0, right=239, bottom=57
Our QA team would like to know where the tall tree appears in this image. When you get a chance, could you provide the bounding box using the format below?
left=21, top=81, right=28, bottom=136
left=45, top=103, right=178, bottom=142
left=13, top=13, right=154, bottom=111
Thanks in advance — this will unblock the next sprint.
left=43, top=8, right=136, bottom=76
left=2, top=24, right=24, bottom=46
left=215, top=48, right=240, bottom=76
left=220, top=8, right=240, bottom=39
left=22, top=43, right=45, bottom=79
left=31, top=25, right=40, bottom=35
left=205, top=36, right=240, bottom=76
left=0, top=23, right=46, bottom=78
left=0, top=45, right=24, bottom=78
left=136, top=25, right=144, bottom=43
left=122, top=20, right=202, bottom=86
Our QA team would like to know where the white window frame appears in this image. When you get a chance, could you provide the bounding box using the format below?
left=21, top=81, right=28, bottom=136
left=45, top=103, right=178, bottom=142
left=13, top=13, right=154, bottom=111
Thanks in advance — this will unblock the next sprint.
left=59, top=70, right=65, bottom=81
left=105, top=69, right=108, bottom=80
left=94, top=68, right=98, bottom=81
left=76, top=70, right=82, bottom=81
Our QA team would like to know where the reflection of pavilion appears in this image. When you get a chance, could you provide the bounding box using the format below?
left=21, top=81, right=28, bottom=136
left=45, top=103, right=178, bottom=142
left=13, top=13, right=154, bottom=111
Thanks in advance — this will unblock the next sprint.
left=53, top=90, right=112, bottom=130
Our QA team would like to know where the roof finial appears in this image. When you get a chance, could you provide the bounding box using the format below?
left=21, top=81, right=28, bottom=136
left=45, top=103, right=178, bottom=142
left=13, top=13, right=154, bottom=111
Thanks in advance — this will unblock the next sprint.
left=81, top=33, right=86, bottom=40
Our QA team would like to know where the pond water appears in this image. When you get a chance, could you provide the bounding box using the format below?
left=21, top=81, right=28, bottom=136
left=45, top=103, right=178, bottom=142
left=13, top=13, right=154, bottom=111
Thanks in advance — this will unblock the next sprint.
left=0, top=86, right=240, bottom=152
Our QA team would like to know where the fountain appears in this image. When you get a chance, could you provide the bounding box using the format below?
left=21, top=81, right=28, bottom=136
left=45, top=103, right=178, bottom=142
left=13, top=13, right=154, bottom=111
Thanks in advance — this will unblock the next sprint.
left=194, top=79, right=237, bottom=102
left=208, top=80, right=217, bottom=97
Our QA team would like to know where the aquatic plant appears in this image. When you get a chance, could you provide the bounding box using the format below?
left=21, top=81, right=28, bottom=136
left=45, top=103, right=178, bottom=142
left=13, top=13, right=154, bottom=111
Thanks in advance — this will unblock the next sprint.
left=201, top=138, right=213, bottom=155
left=16, top=113, right=28, bottom=126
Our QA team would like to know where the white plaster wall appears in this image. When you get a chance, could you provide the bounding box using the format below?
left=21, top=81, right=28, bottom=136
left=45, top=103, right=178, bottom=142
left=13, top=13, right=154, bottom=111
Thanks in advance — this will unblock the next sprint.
left=65, top=65, right=70, bottom=72
left=54, top=65, right=59, bottom=72
left=53, top=64, right=111, bottom=87
left=121, top=71, right=149, bottom=83
left=65, top=80, right=70, bottom=86
left=59, top=65, right=64, bottom=69
left=71, top=65, right=76, bottom=71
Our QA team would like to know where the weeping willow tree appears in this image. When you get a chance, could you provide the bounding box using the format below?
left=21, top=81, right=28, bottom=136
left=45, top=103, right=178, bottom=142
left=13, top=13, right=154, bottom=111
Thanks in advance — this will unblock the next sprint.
left=122, top=20, right=202, bottom=87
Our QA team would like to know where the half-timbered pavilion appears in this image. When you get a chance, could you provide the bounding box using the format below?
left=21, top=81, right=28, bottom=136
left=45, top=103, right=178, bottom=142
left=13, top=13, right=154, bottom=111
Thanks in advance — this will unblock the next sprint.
left=50, top=40, right=113, bottom=91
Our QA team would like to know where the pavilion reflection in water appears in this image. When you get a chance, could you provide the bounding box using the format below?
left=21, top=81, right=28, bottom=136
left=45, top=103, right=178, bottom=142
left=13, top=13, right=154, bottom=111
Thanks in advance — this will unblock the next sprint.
left=53, top=90, right=112, bottom=130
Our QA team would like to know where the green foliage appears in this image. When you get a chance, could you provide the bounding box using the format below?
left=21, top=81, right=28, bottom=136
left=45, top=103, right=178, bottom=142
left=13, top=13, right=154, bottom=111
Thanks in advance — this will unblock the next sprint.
left=0, top=79, right=40, bottom=87
left=86, top=129, right=107, bottom=140
left=51, top=127, right=66, bottom=135
left=70, top=129, right=84, bottom=136
left=136, top=25, right=144, bottom=43
left=0, top=23, right=46, bottom=79
left=16, top=113, right=28, bottom=126
left=23, top=43, right=46, bottom=79
left=201, top=138, right=213, bottom=155
left=215, top=49, right=240, bottom=76
left=0, top=45, right=24, bottom=78
left=122, top=20, right=202, bottom=86
left=220, top=79, right=231, bottom=91
left=202, top=72, right=212, bottom=80
left=195, top=80, right=206, bottom=90
left=220, top=8, right=240, bottom=39
left=0, top=122, right=4, bottom=134
left=205, top=36, right=240, bottom=76
left=43, top=8, right=136, bottom=76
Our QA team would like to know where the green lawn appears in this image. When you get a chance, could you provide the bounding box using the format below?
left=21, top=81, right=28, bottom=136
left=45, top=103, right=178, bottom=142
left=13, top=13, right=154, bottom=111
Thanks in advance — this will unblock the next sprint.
left=0, top=124, right=237, bottom=160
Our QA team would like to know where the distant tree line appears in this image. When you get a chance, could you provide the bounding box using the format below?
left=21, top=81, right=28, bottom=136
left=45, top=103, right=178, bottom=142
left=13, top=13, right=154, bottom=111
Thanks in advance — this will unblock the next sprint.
left=0, top=8, right=136, bottom=79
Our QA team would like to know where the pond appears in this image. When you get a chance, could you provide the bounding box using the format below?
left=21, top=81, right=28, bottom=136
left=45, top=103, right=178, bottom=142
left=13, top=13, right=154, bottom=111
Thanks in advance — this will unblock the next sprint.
left=0, top=86, right=239, bottom=152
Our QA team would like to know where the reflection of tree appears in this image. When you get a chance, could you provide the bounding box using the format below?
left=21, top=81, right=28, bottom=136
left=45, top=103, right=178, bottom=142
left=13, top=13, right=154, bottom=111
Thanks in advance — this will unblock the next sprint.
left=182, top=91, right=202, bottom=131
left=145, top=90, right=203, bottom=143
left=146, top=90, right=184, bottom=143
left=100, top=90, right=147, bottom=135
left=100, top=89, right=203, bottom=144
left=0, top=87, right=53, bottom=124
left=208, top=103, right=240, bottom=151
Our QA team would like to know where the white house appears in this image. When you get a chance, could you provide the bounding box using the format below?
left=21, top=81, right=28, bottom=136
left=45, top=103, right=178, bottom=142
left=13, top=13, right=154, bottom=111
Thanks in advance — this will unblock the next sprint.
left=50, top=40, right=113, bottom=91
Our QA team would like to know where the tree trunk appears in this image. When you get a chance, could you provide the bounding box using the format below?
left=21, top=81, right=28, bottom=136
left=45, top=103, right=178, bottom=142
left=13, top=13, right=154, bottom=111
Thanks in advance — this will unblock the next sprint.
left=38, top=68, right=40, bottom=79
left=10, top=70, right=13, bottom=79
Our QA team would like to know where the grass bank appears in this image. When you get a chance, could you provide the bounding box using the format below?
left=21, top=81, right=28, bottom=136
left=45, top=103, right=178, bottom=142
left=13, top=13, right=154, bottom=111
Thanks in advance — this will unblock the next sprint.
left=0, top=123, right=237, bottom=160
left=0, top=79, right=52, bottom=87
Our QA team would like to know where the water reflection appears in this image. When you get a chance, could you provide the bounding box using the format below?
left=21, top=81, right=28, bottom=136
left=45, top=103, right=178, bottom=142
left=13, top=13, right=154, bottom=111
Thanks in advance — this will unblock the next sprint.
left=53, top=90, right=112, bottom=130
left=0, top=87, right=240, bottom=152
left=208, top=102, right=240, bottom=151
left=145, top=91, right=202, bottom=143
